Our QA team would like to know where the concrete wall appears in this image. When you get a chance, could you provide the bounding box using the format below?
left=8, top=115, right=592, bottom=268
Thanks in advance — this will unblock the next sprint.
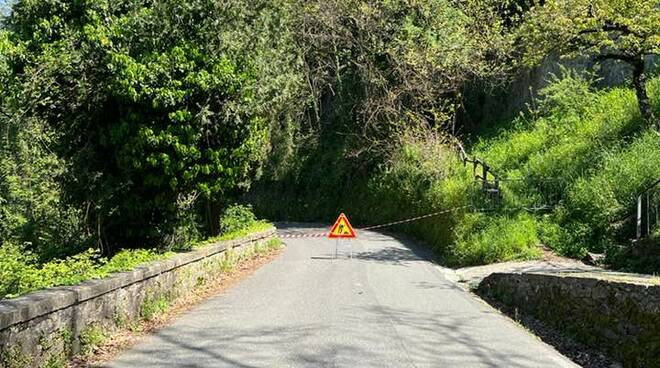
left=0, top=229, right=276, bottom=367
left=477, top=273, right=660, bottom=368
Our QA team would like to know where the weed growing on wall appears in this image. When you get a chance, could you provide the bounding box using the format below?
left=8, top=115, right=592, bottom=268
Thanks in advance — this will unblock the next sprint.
left=139, top=295, right=172, bottom=321
left=80, top=325, right=109, bottom=355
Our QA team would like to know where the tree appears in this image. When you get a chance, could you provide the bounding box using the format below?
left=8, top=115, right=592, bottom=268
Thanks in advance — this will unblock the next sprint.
left=0, top=28, right=87, bottom=259
left=291, top=0, right=512, bottom=153
left=517, top=0, right=660, bottom=128
left=4, top=0, right=282, bottom=252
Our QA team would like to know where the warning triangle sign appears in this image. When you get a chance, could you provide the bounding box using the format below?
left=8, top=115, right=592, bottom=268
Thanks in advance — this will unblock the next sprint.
left=328, top=213, right=357, bottom=239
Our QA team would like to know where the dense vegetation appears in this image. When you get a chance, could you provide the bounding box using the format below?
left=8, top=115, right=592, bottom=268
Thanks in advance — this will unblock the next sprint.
left=0, top=0, right=658, bottom=298
left=0, top=204, right=270, bottom=299
left=253, top=74, right=660, bottom=270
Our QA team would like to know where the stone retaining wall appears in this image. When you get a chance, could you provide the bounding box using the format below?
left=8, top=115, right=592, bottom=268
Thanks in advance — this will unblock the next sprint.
left=0, top=229, right=276, bottom=367
left=477, top=273, right=660, bottom=368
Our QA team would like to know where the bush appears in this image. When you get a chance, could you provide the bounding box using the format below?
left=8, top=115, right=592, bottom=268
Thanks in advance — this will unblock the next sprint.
left=101, top=249, right=170, bottom=274
left=355, top=128, right=473, bottom=250
left=0, top=244, right=102, bottom=299
left=219, top=204, right=258, bottom=235
left=0, top=244, right=167, bottom=299
left=0, top=243, right=39, bottom=299
left=140, top=295, right=170, bottom=321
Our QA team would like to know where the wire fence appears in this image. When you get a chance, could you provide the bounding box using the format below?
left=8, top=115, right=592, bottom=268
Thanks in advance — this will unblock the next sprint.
left=468, top=177, right=566, bottom=213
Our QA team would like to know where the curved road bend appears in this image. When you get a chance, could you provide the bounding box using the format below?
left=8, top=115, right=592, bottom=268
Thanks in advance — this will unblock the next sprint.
left=107, top=225, right=578, bottom=368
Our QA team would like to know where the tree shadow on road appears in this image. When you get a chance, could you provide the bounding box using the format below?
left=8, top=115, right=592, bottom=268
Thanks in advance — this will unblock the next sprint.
left=105, top=302, right=572, bottom=368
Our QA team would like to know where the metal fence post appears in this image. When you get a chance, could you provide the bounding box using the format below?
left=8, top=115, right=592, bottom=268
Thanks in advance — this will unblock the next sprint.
left=647, top=192, right=651, bottom=238
left=482, top=164, right=488, bottom=191
left=637, top=194, right=643, bottom=240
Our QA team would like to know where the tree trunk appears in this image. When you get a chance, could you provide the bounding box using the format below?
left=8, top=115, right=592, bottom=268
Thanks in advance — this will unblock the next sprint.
left=632, top=59, right=658, bottom=129
left=205, top=199, right=221, bottom=236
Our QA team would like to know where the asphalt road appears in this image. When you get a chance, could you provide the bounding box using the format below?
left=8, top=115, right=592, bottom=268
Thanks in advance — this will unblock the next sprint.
left=107, top=226, right=579, bottom=368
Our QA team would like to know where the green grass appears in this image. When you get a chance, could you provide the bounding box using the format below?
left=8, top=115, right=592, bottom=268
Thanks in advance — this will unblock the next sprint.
left=464, top=73, right=660, bottom=268
left=448, top=212, right=543, bottom=266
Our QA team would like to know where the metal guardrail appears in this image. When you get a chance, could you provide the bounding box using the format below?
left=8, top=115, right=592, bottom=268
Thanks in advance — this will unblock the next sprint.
left=636, top=178, right=660, bottom=241
left=456, top=140, right=500, bottom=185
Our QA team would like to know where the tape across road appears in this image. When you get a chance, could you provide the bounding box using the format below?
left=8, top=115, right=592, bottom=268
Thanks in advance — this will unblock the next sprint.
left=277, top=205, right=471, bottom=238
left=358, top=206, right=471, bottom=231
left=278, top=232, right=327, bottom=239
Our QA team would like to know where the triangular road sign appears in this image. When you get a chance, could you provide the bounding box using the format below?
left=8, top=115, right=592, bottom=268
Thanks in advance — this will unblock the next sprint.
left=328, top=213, right=357, bottom=239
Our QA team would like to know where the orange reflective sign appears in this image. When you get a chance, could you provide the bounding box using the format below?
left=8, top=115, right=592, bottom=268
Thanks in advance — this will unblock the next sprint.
left=328, top=213, right=357, bottom=239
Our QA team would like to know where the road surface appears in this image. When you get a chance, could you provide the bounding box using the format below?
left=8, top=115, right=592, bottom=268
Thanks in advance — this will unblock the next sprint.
left=107, top=225, right=578, bottom=368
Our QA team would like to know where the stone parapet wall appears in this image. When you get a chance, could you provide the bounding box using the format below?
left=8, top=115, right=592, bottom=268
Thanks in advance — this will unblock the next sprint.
left=477, top=272, right=660, bottom=368
left=0, top=229, right=276, bottom=367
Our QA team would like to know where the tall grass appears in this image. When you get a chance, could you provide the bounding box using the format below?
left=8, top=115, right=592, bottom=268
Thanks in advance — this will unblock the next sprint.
left=469, top=73, right=660, bottom=267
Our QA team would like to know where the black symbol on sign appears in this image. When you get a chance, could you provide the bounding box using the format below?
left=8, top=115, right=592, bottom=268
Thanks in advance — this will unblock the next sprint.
left=339, top=224, right=345, bottom=234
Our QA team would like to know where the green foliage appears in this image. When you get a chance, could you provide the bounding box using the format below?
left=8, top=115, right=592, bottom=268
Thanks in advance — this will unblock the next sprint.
left=217, top=222, right=273, bottom=241
left=218, top=249, right=238, bottom=273
left=254, top=72, right=660, bottom=271
left=42, top=355, right=66, bottom=368
left=518, top=0, right=659, bottom=66
left=357, top=128, right=473, bottom=249
left=191, top=221, right=273, bottom=249
left=563, top=131, right=660, bottom=252
left=448, top=213, right=542, bottom=266
left=139, top=294, right=170, bottom=321
left=100, top=249, right=171, bottom=274
left=1, top=0, right=515, bottom=275
left=0, top=245, right=103, bottom=299
left=517, top=0, right=660, bottom=125
left=1, top=0, right=295, bottom=252
left=0, top=28, right=87, bottom=260
left=0, top=346, right=31, bottom=368
left=0, top=243, right=166, bottom=299
left=257, top=0, right=512, bottom=187
left=219, top=204, right=258, bottom=235
left=265, top=238, right=284, bottom=251
left=2, top=0, right=658, bottom=286
left=0, top=215, right=272, bottom=298
left=79, top=324, right=108, bottom=355
left=473, top=73, right=660, bottom=268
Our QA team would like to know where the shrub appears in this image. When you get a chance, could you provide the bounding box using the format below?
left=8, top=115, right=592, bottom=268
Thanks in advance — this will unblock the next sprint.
left=80, top=324, right=108, bottom=354
left=101, top=249, right=170, bottom=274
left=0, top=246, right=105, bottom=299
left=219, top=204, right=258, bottom=235
left=0, top=243, right=39, bottom=299
left=0, top=245, right=167, bottom=299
